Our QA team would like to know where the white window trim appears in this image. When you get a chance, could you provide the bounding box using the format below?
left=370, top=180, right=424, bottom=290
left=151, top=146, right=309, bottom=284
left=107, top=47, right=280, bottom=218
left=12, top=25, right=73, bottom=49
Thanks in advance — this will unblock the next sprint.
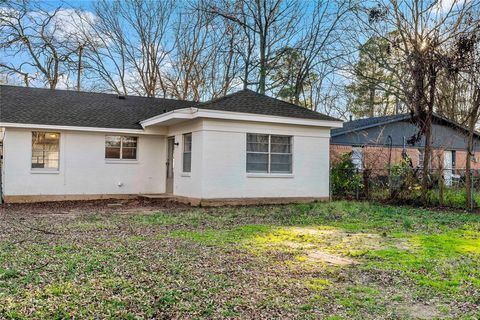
left=246, top=134, right=293, bottom=175
left=105, top=135, right=139, bottom=162
left=30, top=131, right=61, bottom=173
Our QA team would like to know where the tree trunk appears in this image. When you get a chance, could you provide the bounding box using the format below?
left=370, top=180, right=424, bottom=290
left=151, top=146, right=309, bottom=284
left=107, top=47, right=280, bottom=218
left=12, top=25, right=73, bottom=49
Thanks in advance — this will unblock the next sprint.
left=421, top=115, right=432, bottom=203
left=77, top=46, right=83, bottom=91
left=258, top=34, right=266, bottom=94
left=466, top=87, right=480, bottom=210
left=421, top=65, right=437, bottom=204
left=369, top=84, right=375, bottom=117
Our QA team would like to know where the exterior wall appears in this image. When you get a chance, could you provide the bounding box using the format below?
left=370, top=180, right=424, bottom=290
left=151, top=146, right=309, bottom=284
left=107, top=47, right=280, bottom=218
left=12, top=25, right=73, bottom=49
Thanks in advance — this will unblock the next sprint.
left=197, top=119, right=331, bottom=199
left=2, top=128, right=165, bottom=198
left=330, top=144, right=480, bottom=170
left=167, top=119, right=204, bottom=198
left=330, top=145, right=352, bottom=164
left=2, top=119, right=334, bottom=203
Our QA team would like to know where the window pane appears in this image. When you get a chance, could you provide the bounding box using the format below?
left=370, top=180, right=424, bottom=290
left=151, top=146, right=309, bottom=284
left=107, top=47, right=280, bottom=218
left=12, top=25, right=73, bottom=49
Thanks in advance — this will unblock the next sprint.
left=183, top=152, right=191, bottom=172
left=32, top=132, right=59, bottom=169
left=122, top=136, right=137, bottom=148
left=351, top=147, right=363, bottom=170
left=247, top=134, right=268, bottom=152
left=106, top=136, right=121, bottom=147
left=184, top=134, right=192, bottom=152
left=247, top=153, right=268, bottom=172
left=271, top=136, right=291, bottom=153
left=106, top=147, right=121, bottom=159
left=271, top=136, right=290, bottom=144
left=271, top=154, right=292, bottom=173
left=122, top=147, right=137, bottom=159
left=271, top=143, right=291, bottom=153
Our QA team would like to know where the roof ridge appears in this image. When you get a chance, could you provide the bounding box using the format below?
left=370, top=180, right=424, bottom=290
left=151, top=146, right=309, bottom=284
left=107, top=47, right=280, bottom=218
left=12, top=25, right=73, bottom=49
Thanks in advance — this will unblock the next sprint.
left=0, top=84, right=196, bottom=103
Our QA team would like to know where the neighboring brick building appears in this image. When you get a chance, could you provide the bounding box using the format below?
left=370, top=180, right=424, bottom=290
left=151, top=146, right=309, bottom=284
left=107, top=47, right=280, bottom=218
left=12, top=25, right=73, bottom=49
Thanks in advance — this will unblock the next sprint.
left=330, top=114, right=480, bottom=178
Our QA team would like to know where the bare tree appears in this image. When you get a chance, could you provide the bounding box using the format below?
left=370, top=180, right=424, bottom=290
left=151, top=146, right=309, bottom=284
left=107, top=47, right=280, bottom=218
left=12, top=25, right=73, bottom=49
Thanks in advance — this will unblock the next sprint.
left=0, top=1, right=80, bottom=89
left=78, top=0, right=175, bottom=97
left=355, top=0, right=479, bottom=203
left=458, top=26, right=480, bottom=208
left=205, top=0, right=300, bottom=94
left=165, top=3, right=243, bottom=101
left=270, top=0, right=353, bottom=106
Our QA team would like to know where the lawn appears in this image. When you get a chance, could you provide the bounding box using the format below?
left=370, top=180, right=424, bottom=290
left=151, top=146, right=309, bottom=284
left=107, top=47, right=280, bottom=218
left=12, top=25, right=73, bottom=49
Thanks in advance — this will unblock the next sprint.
left=1, top=200, right=479, bottom=319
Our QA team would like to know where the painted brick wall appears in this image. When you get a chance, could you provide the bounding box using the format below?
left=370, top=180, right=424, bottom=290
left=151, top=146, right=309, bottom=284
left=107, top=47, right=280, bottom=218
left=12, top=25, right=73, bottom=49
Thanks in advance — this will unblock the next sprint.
left=330, top=144, right=480, bottom=170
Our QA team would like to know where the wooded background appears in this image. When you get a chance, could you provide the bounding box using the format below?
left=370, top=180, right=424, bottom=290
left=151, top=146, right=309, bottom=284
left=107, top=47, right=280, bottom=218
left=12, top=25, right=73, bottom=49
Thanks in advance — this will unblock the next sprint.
left=1, top=0, right=479, bottom=202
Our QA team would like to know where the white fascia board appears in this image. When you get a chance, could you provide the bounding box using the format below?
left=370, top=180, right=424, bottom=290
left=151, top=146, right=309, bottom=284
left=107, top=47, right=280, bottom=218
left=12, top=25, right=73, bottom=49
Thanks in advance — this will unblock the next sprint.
left=0, top=122, right=161, bottom=135
left=140, top=107, right=344, bottom=128
left=139, top=108, right=196, bottom=128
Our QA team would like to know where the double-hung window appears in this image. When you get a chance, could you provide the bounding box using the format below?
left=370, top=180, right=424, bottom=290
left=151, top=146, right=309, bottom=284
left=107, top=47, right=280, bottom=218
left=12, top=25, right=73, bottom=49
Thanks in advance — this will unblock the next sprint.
left=105, top=136, right=138, bottom=160
left=31, top=132, right=60, bottom=170
left=183, top=133, right=192, bottom=172
left=246, top=134, right=292, bottom=173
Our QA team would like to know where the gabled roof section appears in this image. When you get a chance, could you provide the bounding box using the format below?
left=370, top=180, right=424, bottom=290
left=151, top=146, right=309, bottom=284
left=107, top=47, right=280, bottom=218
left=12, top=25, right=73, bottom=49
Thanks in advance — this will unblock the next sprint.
left=196, top=89, right=340, bottom=122
left=332, top=112, right=480, bottom=138
left=0, top=85, right=340, bottom=130
left=331, top=114, right=411, bottom=137
left=0, top=85, right=195, bottom=130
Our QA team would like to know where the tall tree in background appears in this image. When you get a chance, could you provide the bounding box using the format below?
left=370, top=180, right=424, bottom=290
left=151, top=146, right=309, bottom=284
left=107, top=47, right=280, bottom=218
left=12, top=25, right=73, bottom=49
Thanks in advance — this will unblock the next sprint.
left=206, top=0, right=300, bottom=94
left=77, top=0, right=175, bottom=97
left=356, top=0, right=479, bottom=203
left=166, top=4, right=241, bottom=101
left=459, top=25, right=480, bottom=208
left=0, top=1, right=80, bottom=88
left=347, top=35, right=403, bottom=117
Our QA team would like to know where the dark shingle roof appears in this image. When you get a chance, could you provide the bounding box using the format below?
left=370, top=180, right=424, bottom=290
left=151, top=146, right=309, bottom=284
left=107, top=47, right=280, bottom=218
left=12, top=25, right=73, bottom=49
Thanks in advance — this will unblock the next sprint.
left=332, top=113, right=480, bottom=139
left=197, top=89, right=339, bottom=121
left=332, top=114, right=410, bottom=136
left=0, top=86, right=340, bottom=129
left=0, top=85, right=195, bottom=130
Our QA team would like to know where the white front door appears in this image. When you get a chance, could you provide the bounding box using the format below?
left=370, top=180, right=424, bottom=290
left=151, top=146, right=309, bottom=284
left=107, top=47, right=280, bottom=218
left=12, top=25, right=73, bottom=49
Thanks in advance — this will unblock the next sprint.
left=444, top=151, right=453, bottom=187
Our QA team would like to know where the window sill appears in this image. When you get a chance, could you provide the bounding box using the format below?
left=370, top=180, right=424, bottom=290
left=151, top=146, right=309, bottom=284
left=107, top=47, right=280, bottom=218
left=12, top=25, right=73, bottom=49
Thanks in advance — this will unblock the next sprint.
left=31, top=170, right=60, bottom=174
left=105, top=159, right=138, bottom=164
left=246, top=173, right=294, bottom=178
left=181, top=172, right=191, bottom=177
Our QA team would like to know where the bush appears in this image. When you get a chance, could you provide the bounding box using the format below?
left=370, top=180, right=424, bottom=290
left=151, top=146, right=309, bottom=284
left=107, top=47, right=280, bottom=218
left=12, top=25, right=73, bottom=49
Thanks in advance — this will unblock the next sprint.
left=331, top=153, right=363, bottom=196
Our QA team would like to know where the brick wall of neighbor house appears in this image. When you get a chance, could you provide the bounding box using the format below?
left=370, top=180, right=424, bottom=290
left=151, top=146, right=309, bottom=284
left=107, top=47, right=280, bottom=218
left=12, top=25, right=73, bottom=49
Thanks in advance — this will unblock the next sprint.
left=330, top=145, right=352, bottom=164
left=455, top=150, right=480, bottom=170
left=330, top=144, right=480, bottom=170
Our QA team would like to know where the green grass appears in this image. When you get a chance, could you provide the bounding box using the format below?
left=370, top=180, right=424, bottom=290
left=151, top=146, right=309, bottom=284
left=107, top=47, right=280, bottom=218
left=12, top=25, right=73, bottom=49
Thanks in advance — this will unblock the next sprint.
left=1, top=201, right=479, bottom=319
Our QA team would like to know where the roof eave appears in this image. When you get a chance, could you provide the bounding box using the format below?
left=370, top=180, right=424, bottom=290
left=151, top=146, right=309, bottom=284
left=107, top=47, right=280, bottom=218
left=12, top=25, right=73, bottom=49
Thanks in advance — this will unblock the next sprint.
left=140, top=108, right=344, bottom=128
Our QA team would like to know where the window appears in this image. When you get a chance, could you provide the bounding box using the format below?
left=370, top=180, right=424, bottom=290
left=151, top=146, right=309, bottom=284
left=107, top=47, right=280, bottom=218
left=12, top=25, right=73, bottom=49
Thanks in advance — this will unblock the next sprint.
left=105, top=136, right=137, bottom=160
left=246, top=134, right=292, bottom=173
left=418, top=148, right=424, bottom=167
left=183, top=133, right=192, bottom=172
left=351, top=147, right=363, bottom=170
left=31, top=131, right=60, bottom=170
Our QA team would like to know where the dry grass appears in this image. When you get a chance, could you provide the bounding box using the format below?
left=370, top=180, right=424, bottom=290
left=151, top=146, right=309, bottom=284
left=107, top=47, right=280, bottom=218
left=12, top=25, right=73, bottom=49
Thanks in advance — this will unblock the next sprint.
left=1, top=200, right=479, bottom=319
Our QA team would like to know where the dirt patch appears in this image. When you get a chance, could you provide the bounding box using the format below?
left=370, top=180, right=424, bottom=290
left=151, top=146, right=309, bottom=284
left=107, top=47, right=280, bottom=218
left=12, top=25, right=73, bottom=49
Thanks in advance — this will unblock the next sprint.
left=0, top=198, right=190, bottom=216
left=400, top=303, right=443, bottom=319
left=307, top=250, right=357, bottom=265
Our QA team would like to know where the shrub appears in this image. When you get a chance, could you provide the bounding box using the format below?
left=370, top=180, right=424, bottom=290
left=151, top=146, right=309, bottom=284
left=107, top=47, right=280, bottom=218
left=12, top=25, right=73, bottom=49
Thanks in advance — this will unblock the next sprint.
left=331, top=153, right=363, bottom=196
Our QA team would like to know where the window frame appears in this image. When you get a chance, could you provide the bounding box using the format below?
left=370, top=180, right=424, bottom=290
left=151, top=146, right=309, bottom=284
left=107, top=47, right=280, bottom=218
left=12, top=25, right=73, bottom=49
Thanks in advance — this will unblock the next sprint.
left=246, top=133, right=293, bottom=174
left=31, top=131, right=61, bottom=172
left=351, top=146, right=363, bottom=171
left=105, top=135, right=138, bottom=161
left=182, top=133, right=192, bottom=173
